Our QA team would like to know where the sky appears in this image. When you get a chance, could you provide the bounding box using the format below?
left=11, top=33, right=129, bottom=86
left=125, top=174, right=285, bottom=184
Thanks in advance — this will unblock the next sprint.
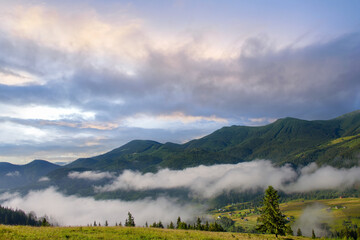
left=0, top=0, right=359, bottom=164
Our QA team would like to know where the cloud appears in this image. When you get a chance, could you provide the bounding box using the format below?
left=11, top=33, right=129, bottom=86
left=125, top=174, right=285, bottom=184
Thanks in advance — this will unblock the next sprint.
left=0, top=2, right=359, bottom=164
left=285, top=165, right=360, bottom=192
left=95, top=160, right=297, bottom=198
left=0, top=192, right=19, bottom=201
left=68, top=171, right=114, bottom=181
left=1, top=187, right=202, bottom=226
left=5, top=171, right=20, bottom=177
left=96, top=161, right=360, bottom=198
left=291, top=203, right=332, bottom=237
left=38, top=176, right=50, bottom=182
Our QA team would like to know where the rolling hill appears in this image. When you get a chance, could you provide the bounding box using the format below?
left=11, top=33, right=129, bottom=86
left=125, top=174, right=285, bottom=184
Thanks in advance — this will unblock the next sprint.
left=1, top=110, right=359, bottom=193
left=0, top=160, right=60, bottom=190
left=66, top=110, right=360, bottom=172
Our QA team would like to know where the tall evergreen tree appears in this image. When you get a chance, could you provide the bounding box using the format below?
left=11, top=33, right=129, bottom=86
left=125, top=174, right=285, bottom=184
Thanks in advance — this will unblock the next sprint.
left=124, top=212, right=135, bottom=227
left=256, top=186, right=288, bottom=237
left=168, top=221, right=174, bottom=229
left=312, top=229, right=316, bottom=238
left=297, top=228, right=302, bottom=236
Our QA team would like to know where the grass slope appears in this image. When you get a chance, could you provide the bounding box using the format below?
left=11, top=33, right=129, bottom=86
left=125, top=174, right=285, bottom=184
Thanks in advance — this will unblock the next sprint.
left=212, top=197, right=360, bottom=233
left=0, top=225, right=310, bottom=240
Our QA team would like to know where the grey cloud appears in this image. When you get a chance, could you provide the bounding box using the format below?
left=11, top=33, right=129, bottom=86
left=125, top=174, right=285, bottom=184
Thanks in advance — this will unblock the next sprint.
left=1, top=27, right=359, bottom=121
left=1, top=14, right=359, bottom=163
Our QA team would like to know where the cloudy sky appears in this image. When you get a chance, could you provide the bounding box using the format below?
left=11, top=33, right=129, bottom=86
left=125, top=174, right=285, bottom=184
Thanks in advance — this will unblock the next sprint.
left=0, top=0, right=359, bottom=164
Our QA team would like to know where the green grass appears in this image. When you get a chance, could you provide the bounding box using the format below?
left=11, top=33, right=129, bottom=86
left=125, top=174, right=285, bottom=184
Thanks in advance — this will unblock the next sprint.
left=212, top=197, right=360, bottom=233
left=0, top=225, right=311, bottom=240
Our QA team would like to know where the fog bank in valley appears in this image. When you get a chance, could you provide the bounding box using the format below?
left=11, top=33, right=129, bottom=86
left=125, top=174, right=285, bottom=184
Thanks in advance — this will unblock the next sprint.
left=95, top=160, right=360, bottom=197
left=0, top=187, right=202, bottom=226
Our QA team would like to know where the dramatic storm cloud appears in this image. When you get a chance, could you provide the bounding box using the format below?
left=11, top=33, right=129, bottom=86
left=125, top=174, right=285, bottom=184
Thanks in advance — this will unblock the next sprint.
left=1, top=187, right=202, bottom=226
left=96, top=161, right=360, bottom=197
left=0, top=1, right=359, bottom=163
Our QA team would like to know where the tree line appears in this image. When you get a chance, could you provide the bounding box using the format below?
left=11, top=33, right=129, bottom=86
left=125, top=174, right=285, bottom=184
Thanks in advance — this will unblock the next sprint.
left=0, top=205, right=49, bottom=226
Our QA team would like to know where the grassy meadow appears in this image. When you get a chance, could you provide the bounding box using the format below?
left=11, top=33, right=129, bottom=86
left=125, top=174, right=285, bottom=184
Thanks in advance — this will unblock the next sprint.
left=211, top=197, right=360, bottom=233
left=1, top=198, right=359, bottom=239
left=0, top=225, right=312, bottom=240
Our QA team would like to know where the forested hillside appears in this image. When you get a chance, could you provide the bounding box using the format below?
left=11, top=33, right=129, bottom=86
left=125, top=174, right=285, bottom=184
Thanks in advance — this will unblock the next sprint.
left=66, top=110, right=360, bottom=172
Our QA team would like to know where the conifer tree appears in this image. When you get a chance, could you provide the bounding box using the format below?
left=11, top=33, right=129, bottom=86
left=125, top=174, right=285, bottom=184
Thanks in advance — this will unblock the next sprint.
left=312, top=229, right=316, bottom=238
left=176, top=216, right=181, bottom=229
left=168, top=221, right=174, bottom=229
left=256, top=186, right=288, bottom=237
left=297, top=228, right=302, bottom=236
left=196, top=217, right=202, bottom=230
left=125, top=212, right=135, bottom=227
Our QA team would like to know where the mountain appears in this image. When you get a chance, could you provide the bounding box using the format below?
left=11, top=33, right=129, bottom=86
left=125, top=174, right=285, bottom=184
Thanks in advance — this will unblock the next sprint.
left=1, top=111, right=359, bottom=193
left=0, top=160, right=61, bottom=190
left=65, top=110, right=360, bottom=172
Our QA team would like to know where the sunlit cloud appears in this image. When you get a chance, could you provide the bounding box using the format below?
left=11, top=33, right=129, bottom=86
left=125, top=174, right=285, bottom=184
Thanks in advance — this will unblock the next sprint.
left=0, top=104, right=95, bottom=121
left=123, top=112, right=228, bottom=129
left=0, top=1, right=359, bottom=164
left=0, top=67, right=44, bottom=86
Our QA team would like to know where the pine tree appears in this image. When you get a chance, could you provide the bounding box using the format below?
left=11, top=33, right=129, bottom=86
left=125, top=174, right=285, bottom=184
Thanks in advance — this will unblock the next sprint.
left=125, top=212, right=135, bottom=227
left=105, top=220, right=108, bottom=226
left=312, top=229, right=316, bottom=239
left=168, top=221, right=174, bottom=229
left=297, top=228, right=302, bottom=236
left=256, top=186, right=288, bottom=237
left=176, top=217, right=181, bottom=229
left=196, top=217, right=202, bottom=230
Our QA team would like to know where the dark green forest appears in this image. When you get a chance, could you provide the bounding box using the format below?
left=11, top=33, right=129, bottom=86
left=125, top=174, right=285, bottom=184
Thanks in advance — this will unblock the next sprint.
left=0, top=205, right=42, bottom=226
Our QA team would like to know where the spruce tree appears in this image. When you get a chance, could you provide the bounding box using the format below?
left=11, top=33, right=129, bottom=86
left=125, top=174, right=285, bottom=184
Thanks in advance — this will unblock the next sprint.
left=196, top=217, right=202, bottom=230
left=312, top=229, right=316, bottom=238
left=176, top=217, right=181, bottom=229
left=297, top=228, right=302, bottom=236
left=256, top=186, right=287, bottom=237
left=168, top=221, right=174, bottom=229
left=125, top=212, right=135, bottom=227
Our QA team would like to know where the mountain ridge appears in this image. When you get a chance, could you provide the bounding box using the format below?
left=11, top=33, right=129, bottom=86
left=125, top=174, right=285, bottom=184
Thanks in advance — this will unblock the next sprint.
left=1, top=110, right=359, bottom=192
left=0, top=160, right=60, bottom=190
left=64, top=110, right=360, bottom=172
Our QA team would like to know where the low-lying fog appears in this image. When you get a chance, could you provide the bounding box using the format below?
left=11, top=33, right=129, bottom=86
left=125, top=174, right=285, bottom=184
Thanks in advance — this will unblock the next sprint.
left=1, top=160, right=359, bottom=227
